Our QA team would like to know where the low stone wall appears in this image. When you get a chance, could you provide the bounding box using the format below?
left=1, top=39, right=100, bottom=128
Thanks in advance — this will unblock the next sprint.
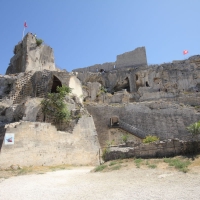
left=103, top=139, right=200, bottom=161
left=0, top=116, right=100, bottom=168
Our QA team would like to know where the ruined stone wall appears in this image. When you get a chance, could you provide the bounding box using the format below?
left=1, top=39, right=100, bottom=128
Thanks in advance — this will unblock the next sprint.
left=74, top=62, right=115, bottom=73
left=0, top=116, right=100, bottom=168
left=115, top=47, right=147, bottom=69
left=73, top=47, right=147, bottom=73
left=1, top=70, right=82, bottom=105
left=76, top=57, right=200, bottom=104
left=86, top=103, right=200, bottom=147
left=104, top=139, right=200, bottom=161
left=6, top=33, right=56, bottom=75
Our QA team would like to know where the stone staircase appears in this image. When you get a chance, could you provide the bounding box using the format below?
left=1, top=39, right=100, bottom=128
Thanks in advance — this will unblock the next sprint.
left=11, top=71, right=33, bottom=104
left=117, top=120, right=146, bottom=139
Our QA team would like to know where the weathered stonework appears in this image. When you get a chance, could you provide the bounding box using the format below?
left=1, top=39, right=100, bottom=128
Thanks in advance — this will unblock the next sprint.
left=0, top=116, right=100, bottom=168
left=86, top=102, right=200, bottom=147
left=6, top=33, right=56, bottom=74
left=103, top=139, right=200, bottom=161
left=72, top=47, right=147, bottom=73
left=1, top=33, right=200, bottom=166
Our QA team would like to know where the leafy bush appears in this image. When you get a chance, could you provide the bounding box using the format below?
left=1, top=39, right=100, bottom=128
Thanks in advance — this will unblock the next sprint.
left=143, top=135, right=159, bottom=143
left=41, top=86, right=72, bottom=123
left=186, top=121, right=200, bottom=138
left=36, top=38, right=43, bottom=46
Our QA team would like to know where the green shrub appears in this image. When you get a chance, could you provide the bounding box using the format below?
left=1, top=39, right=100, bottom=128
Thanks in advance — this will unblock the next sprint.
left=41, top=86, right=72, bottom=123
left=134, top=158, right=143, bottom=168
left=94, top=165, right=107, bottom=172
left=110, top=164, right=121, bottom=171
left=102, top=148, right=109, bottom=161
left=143, top=135, right=159, bottom=143
left=36, top=38, right=43, bottom=46
left=148, top=164, right=157, bottom=169
left=164, top=158, right=191, bottom=173
left=109, top=161, right=117, bottom=166
left=121, top=134, right=128, bottom=143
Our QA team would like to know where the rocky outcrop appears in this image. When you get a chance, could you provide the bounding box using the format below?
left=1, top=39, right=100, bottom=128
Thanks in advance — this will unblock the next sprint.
left=6, top=33, right=56, bottom=74
left=76, top=57, right=200, bottom=105
left=0, top=116, right=100, bottom=168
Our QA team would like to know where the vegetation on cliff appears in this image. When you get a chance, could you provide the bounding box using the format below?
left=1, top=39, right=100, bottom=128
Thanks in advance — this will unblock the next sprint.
left=187, top=121, right=200, bottom=139
left=36, top=38, right=43, bottom=46
left=41, top=86, right=72, bottom=123
left=143, top=135, right=159, bottom=143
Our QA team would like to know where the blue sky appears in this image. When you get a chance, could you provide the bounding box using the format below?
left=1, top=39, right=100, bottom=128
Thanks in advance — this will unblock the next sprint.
left=0, top=0, right=200, bottom=75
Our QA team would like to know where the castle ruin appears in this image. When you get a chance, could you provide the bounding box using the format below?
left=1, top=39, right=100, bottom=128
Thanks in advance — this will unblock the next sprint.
left=0, top=33, right=200, bottom=167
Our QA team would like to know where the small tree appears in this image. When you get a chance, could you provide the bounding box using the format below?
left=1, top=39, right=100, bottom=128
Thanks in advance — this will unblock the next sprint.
left=186, top=121, right=200, bottom=140
left=41, top=86, right=72, bottom=123
left=186, top=121, right=200, bottom=158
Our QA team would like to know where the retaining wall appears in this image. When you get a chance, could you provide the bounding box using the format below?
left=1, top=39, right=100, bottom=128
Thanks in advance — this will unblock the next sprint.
left=104, top=139, right=200, bottom=161
left=0, top=116, right=100, bottom=168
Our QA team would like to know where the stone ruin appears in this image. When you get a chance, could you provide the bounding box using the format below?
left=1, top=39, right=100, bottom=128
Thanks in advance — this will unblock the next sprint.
left=0, top=33, right=200, bottom=168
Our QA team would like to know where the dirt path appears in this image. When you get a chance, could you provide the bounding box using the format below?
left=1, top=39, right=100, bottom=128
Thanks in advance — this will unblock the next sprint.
left=0, top=166, right=200, bottom=200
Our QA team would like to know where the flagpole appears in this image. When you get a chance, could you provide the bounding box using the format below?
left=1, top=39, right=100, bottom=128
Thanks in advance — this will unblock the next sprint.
left=22, top=20, right=27, bottom=41
left=22, top=26, right=25, bottom=40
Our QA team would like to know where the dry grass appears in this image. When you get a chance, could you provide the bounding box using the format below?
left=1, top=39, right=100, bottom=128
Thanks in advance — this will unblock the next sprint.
left=1, top=156, right=200, bottom=179
left=93, top=155, right=200, bottom=173
left=0, top=164, right=72, bottom=179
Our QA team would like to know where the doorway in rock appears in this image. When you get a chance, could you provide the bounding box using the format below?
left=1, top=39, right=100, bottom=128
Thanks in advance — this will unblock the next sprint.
left=51, top=76, right=62, bottom=93
left=110, top=116, right=119, bottom=127
left=113, top=77, right=130, bottom=92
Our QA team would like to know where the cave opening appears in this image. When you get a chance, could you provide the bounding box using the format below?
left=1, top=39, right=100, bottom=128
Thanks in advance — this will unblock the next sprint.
left=51, top=76, right=62, bottom=93
left=146, top=81, right=150, bottom=87
left=113, top=77, right=130, bottom=92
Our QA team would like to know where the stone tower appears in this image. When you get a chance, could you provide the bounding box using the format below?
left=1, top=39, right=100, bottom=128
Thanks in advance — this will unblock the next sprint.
left=6, top=33, right=56, bottom=74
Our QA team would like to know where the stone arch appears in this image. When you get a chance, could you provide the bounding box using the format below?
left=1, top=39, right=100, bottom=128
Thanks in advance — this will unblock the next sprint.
left=110, top=116, right=119, bottom=127
left=51, top=76, right=62, bottom=93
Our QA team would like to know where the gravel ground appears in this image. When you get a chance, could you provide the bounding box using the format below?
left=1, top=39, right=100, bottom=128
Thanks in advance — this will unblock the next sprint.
left=0, top=167, right=200, bottom=200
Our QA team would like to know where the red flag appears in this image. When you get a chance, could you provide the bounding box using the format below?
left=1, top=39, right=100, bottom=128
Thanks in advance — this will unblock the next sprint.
left=183, top=50, right=188, bottom=55
left=24, top=22, right=27, bottom=28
